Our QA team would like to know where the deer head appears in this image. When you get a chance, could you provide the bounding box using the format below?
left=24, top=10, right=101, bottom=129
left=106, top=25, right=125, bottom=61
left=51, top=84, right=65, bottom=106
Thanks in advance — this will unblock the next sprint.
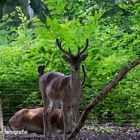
left=56, top=39, right=88, bottom=72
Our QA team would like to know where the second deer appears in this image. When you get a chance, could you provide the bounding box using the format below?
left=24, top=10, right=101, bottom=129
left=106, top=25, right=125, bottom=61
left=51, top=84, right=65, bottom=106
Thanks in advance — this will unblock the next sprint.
left=8, top=108, right=76, bottom=134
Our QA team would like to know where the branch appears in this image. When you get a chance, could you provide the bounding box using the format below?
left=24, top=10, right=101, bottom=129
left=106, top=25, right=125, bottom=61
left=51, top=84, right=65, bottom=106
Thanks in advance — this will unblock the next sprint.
left=68, top=59, right=140, bottom=140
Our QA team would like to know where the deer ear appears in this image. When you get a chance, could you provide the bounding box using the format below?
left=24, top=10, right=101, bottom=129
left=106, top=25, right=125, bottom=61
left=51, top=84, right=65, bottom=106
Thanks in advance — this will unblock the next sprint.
left=62, top=56, right=71, bottom=63
left=56, top=38, right=60, bottom=47
left=80, top=54, right=88, bottom=61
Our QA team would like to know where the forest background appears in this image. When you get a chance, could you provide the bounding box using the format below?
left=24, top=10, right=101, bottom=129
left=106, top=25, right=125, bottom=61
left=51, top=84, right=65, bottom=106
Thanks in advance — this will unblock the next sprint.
left=0, top=0, right=140, bottom=127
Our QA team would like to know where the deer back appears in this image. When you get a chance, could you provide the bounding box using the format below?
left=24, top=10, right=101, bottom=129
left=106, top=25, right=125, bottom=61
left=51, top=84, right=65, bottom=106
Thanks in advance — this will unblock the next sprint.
left=39, top=72, right=73, bottom=100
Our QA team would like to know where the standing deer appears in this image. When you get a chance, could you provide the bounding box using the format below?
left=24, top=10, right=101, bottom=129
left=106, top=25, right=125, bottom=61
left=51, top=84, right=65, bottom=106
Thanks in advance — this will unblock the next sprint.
left=39, top=39, right=88, bottom=139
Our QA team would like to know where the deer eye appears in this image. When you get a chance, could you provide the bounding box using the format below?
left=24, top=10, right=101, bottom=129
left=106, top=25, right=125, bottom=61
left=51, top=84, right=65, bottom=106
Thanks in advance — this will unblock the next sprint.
left=80, top=54, right=88, bottom=61
left=67, top=106, right=71, bottom=109
left=62, top=56, right=72, bottom=63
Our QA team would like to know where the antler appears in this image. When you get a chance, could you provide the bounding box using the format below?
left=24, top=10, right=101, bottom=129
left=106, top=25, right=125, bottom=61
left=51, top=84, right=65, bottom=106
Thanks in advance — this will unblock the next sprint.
left=56, top=38, right=88, bottom=57
left=78, top=38, right=88, bottom=55
left=81, top=64, right=86, bottom=87
left=56, top=39, right=72, bottom=56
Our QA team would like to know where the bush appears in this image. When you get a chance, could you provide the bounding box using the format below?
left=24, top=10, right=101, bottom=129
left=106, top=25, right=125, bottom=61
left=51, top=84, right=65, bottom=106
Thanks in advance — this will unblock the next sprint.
left=0, top=1, right=140, bottom=127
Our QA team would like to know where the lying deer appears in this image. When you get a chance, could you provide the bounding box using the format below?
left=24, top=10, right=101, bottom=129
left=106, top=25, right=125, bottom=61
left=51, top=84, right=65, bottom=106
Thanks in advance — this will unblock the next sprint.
left=39, top=39, right=88, bottom=139
left=8, top=108, right=76, bottom=134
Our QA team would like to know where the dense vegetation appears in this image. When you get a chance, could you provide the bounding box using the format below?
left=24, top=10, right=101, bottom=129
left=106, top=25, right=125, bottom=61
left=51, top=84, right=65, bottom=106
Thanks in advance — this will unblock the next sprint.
left=0, top=0, right=140, bottom=127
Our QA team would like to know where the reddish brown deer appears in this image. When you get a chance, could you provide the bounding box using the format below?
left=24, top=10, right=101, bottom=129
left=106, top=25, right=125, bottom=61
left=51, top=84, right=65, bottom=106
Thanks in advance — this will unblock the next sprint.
left=39, top=39, right=88, bottom=139
left=8, top=108, right=76, bottom=134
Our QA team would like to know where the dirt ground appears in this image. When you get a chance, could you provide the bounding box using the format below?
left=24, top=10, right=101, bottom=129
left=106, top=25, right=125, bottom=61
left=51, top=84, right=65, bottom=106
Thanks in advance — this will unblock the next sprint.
left=4, top=124, right=140, bottom=140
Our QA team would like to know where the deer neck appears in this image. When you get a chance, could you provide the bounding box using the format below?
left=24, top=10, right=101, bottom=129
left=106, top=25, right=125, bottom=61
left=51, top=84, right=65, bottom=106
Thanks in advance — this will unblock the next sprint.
left=70, top=70, right=81, bottom=87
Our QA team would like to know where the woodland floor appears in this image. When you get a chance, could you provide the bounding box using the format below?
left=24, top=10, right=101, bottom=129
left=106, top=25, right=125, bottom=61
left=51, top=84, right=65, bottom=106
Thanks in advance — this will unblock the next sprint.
left=4, top=124, right=140, bottom=140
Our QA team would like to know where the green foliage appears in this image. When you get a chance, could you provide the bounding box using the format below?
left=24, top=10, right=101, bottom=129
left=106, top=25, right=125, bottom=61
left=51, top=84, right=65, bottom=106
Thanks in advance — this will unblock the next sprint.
left=0, top=7, right=39, bottom=119
left=0, top=12, right=17, bottom=45
left=0, top=1, right=140, bottom=127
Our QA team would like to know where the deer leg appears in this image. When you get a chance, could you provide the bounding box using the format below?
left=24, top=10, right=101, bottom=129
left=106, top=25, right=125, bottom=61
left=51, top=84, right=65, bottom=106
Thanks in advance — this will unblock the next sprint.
left=39, top=82, right=49, bottom=137
left=42, top=104, right=48, bottom=137
left=74, top=104, right=81, bottom=140
left=73, top=104, right=79, bottom=124
left=62, top=105, right=68, bottom=140
left=47, top=101, right=54, bottom=138
left=42, top=107, right=47, bottom=137
left=42, top=95, right=48, bottom=138
left=67, top=105, right=76, bottom=133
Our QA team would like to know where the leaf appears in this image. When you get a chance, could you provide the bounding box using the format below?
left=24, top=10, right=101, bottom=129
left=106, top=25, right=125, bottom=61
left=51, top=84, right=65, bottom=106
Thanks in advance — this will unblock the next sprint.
left=40, top=46, right=46, bottom=54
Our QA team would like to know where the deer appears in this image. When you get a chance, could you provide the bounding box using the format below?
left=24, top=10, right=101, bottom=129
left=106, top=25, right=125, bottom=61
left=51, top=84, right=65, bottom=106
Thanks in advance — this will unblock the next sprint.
left=39, top=38, right=88, bottom=140
left=8, top=108, right=76, bottom=134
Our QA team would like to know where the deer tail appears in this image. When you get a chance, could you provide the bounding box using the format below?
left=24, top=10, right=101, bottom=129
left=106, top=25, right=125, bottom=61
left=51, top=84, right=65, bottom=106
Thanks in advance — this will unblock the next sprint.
left=38, top=65, right=45, bottom=78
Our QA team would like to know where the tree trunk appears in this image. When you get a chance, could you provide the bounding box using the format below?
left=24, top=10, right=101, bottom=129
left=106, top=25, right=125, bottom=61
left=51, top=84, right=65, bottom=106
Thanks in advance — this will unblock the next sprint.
left=68, top=59, right=140, bottom=140
left=0, top=99, right=5, bottom=140
left=0, top=99, right=4, bottom=132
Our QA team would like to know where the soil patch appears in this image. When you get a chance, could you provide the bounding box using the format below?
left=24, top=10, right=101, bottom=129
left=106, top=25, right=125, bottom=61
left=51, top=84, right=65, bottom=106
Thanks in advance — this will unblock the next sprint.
left=4, top=124, right=140, bottom=140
